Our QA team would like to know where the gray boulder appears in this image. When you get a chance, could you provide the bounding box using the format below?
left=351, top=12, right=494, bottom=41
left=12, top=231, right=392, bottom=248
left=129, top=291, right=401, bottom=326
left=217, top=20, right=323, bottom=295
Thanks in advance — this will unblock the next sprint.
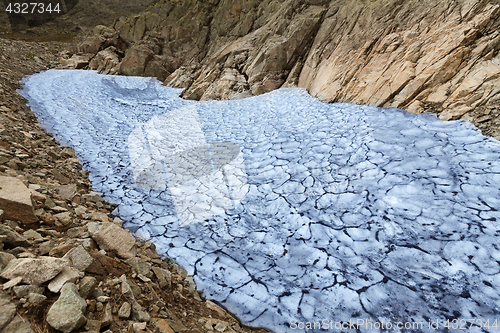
left=46, top=283, right=87, bottom=333
left=0, top=225, right=29, bottom=248
left=1, top=315, right=34, bottom=333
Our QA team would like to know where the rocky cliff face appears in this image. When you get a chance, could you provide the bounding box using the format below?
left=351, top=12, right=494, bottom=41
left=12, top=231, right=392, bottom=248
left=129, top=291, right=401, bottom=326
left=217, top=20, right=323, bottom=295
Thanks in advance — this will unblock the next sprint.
left=66, top=0, right=500, bottom=123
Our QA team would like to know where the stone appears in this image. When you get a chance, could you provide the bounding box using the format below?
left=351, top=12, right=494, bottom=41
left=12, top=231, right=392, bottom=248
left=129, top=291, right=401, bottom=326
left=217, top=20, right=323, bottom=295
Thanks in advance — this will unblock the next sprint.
left=91, top=211, right=109, bottom=222
left=74, top=205, right=87, bottom=217
left=86, top=222, right=101, bottom=234
left=54, top=211, right=72, bottom=226
left=100, top=302, right=113, bottom=327
left=0, top=176, right=37, bottom=223
left=57, top=184, right=77, bottom=200
left=132, top=322, right=147, bottom=332
left=29, top=189, right=46, bottom=203
left=119, top=275, right=149, bottom=322
left=118, top=45, right=154, bottom=76
left=152, top=266, right=171, bottom=289
left=85, top=250, right=129, bottom=276
left=22, top=229, right=42, bottom=240
left=48, top=266, right=82, bottom=293
left=126, top=257, right=152, bottom=277
left=17, top=251, right=36, bottom=258
left=153, top=319, right=175, bottom=333
left=1, top=314, right=34, bottom=333
left=90, top=222, right=137, bottom=259
left=62, top=245, right=94, bottom=272
left=206, top=300, right=229, bottom=318
left=120, top=274, right=134, bottom=299
left=28, top=292, right=47, bottom=303
left=97, top=295, right=110, bottom=302
left=52, top=206, right=68, bottom=213
left=13, top=285, right=44, bottom=298
left=85, top=320, right=101, bottom=333
left=0, top=225, right=29, bottom=248
left=165, top=319, right=187, bottom=332
left=0, top=290, right=16, bottom=330
left=47, top=283, right=87, bottom=333
left=2, top=276, right=22, bottom=289
left=44, top=197, right=56, bottom=209
left=66, top=226, right=85, bottom=238
left=78, top=276, right=97, bottom=299
left=0, top=251, right=15, bottom=272
left=214, top=322, right=227, bottom=332
left=0, top=257, right=68, bottom=285
left=81, top=192, right=104, bottom=204
left=118, top=301, right=131, bottom=319
left=89, top=47, right=121, bottom=75
left=62, top=53, right=94, bottom=69
left=49, top=243, right=77, bottom=257
left=131, top=300, right=150, bottom=322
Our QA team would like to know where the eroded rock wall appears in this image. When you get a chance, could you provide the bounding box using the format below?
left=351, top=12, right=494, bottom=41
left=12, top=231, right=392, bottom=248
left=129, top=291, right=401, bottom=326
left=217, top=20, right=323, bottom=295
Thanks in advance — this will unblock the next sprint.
left=67, top=0, right=500, bottom=121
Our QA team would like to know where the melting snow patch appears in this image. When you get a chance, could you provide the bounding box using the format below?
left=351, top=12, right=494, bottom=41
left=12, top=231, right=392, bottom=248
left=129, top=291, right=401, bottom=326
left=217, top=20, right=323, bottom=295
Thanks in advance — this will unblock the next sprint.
left=21, top=69, right=500, bottom=333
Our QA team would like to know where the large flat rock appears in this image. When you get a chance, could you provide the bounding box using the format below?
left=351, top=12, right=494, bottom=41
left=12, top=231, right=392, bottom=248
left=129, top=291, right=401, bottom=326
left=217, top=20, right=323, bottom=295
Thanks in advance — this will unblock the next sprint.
left=0, top=257, right=67, bottom=285
left=0, top=177, right=37, bottom=223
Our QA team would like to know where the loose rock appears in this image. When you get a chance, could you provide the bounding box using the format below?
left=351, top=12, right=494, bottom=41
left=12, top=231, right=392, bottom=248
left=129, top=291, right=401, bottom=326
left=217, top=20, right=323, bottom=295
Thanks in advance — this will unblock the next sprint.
left=46, top=282, right=87, bottom=333
left=0, top=176, right=37, bottom=223
left=0, top=257, right=67, bottom=285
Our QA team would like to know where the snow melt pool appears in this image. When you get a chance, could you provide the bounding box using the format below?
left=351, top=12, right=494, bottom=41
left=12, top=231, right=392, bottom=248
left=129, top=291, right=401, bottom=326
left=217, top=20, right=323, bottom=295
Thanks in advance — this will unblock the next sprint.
left=21, top=70, right=500, bottom=332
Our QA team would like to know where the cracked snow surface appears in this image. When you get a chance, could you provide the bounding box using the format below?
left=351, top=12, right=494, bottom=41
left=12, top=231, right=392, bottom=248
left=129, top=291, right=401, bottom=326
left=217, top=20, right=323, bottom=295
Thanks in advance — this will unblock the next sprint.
left=21, top=70, right=500, bottom=332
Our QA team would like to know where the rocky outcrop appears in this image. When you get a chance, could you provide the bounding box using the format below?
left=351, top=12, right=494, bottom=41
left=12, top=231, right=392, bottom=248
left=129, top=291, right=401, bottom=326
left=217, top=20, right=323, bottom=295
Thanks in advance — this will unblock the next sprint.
left=65, top=0, right=500, bottom=129
left=299, top=0, right=500, bottom=120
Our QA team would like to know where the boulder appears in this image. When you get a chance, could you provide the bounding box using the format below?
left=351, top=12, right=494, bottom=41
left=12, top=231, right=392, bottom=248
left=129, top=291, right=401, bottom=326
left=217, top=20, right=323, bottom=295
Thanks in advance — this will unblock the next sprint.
left=28, top=292, right=46, bottom=303
left=90, top=222, right=137, bottom=259
left=46, top=283, right=87, bottom=333
left=2, top=276, right=22, bottom=289
left=0, top=176, right=37, bottom=223
left=118, top=302, right=131, bottom=319
left=62, top=245, right=94, bottom=272
left=78, top=276, right=97, bottom=299
left=0, top=224, right=30, bottom=247
left=152, top=266, right=171, bottom=289
left=126, top=257, right=151, bottom=277
left=85, top=250, right=129, bottom=276
left=54, top=211, right=72, bottom=226
left=101, top=302, right=113, bottom=327
left=0, top=257, right=67, bottom=285
left=153, top=319, right=175, bottom=333
left=120, top=274, right=149, bottom=322
left=0, top=290, right=16, bottom=330
left=1, top=314, right=34, bottom=333
left=89, top=46, right=121, bottom=75
left=62, top=54, right=92, bottom=69
left=0, top=251, right=15, bottom=272
left=48, top=266, right=82, bottom=293
left=57, top=184, right=77, bottom=200
left=118, top=45, right=154, bottom=76
left=12, top=285, right=44, bottom=298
